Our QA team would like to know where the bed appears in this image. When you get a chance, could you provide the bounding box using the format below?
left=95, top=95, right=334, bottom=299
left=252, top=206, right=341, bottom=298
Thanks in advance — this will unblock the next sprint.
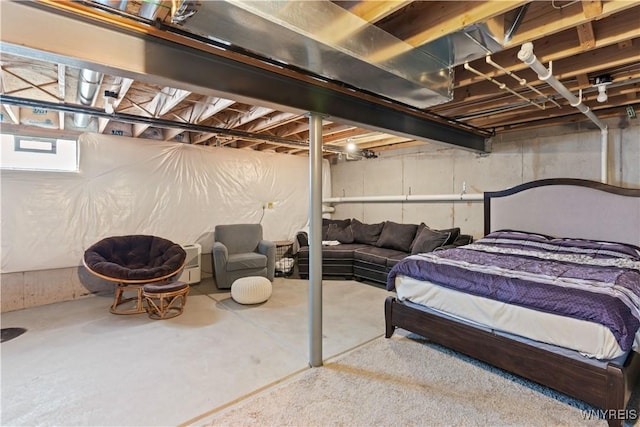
left=384, top=178, right=640, bottom=427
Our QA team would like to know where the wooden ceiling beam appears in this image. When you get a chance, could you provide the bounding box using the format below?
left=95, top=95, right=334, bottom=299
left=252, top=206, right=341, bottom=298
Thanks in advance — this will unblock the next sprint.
left=343, top=1, right=412, bottom=24
left=469, top=95, right=637, bottom=130
left=378, top=1, right=528, bottom=47
left=455, top=9, right=640, bottom=89
left=1, top=104, right=20, bottom=124
left=492, top=104, right=638, bottom=134
left=132, top=87, right=190, bottom=136
left=98, top=77, right=133, bottom=133
left=369, top=140, right=426, bottom=153
left=576, top=22, right=596, bottom=49
left=321, top=127, right=371, bottom=143
left=440, top=41, right=639, bottom=106
left=241, top=112, right=301, bottom=133
left=581, top=0, right=603, bottom=19
left=435, top=67, right=640, bottom=119
left=312, top=0, right=411, bottom=46
left=362, top=1, right=526, bottom=64
left=506, top=0, right=636, bottom=47
left=357, top=136, right=414, bottom=149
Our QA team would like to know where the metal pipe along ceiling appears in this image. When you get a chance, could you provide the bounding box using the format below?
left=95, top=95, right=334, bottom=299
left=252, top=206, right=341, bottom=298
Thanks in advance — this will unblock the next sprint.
left=0, top=94, right=362, bottom=155
left=323, top=194, right=484, bottom=203
left=517, top=43, right=606, bottom=131
left=517, top=42, right=608, bottom=183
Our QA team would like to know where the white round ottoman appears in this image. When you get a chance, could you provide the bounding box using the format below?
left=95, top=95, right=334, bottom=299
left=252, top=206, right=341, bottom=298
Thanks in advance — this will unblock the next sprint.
left=231, top=276, right=272, bottom=304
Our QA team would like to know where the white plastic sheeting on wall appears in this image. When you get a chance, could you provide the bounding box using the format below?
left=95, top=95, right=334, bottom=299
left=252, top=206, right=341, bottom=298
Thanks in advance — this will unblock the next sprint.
left=1, top=133, right=330, bottom=273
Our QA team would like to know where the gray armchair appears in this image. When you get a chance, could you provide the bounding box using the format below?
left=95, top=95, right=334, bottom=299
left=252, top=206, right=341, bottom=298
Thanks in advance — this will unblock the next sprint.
left=212, top=224, right=275, bottom=289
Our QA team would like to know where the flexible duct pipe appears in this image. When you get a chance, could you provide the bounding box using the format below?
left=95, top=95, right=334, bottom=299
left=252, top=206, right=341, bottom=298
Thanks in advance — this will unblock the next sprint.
left=517, top=42, right=608, bottom=183
left=323, top=193, right=484, bottom=203
left=73, top=69, right=103, bottom=128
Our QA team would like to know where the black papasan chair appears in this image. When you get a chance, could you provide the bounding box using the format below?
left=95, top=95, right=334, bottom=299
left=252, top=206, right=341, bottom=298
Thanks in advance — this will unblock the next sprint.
left=83, top=235, right=187, bottom=315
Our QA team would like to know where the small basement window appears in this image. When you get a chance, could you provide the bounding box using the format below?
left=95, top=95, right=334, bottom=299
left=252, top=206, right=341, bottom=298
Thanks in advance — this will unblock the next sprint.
left=0, top=134, right=78, bottom=172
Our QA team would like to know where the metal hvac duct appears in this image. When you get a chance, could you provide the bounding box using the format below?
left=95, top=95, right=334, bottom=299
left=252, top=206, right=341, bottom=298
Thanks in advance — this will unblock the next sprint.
left=73, top=68, right=103, bottom=128
left=175, top=1, right=517, bottom=109
left=73, top=0, right=129, bottom=128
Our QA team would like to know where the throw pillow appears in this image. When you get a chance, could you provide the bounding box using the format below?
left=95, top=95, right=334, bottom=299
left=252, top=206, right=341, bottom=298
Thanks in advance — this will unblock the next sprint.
left=439, top=227, right=461, bottom=246
left=322, top=218, right=351, bottom=240
left=326, top=223, right=354, bottom=244
left=351, top=219, right=385, bottom=245
left=411, top=227, right=451, bottom=254
left=322, top=225, right=329, bottom=240
left=322, top=218, right=351, bottom=228
left=409, top=222, right=428, bottom=252
left=376, top=221, right=418, bottom=252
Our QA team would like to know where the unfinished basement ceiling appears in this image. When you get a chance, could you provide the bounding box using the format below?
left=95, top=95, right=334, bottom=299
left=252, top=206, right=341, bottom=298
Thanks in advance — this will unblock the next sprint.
left=1, top=0, right=639, bottom=158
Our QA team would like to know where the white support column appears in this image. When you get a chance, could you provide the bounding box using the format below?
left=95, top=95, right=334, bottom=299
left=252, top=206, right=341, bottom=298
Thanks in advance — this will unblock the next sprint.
left=308, top=112, right=323, bottom=368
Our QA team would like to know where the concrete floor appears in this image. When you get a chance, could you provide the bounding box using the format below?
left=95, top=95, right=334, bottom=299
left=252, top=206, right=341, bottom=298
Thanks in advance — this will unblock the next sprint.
left=1, top=277, right=392, bottom=426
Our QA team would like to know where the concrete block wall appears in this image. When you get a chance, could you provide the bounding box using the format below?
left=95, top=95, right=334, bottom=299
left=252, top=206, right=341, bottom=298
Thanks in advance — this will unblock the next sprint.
left=330, top=119, right=640, bottom=240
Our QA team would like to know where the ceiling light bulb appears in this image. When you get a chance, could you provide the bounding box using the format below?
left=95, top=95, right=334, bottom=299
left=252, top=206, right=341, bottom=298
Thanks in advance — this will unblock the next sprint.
left=346, top=142, right=356, bottom=152
left=596, top=85, right=608, bottom=103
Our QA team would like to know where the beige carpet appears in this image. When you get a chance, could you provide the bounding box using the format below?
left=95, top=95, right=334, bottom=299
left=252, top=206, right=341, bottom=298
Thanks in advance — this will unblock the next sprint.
left=194, top=333, right=640, bottom=426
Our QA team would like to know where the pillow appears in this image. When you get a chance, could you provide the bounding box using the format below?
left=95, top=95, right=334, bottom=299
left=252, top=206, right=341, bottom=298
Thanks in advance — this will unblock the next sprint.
left=411, top=228, right=451, bottom=254
left=549, top=238, right=640, bottom=260
left=296, top=231, right=309, bottom=248
left=322, top=225, right=329, bottom=240
left=351, top=219, right=385, bottom=245
left=376, top=221, right=418, bottom=252
left=409, top=224, right=459, bottom=250
left=409, top=222, right=428, bottom=252
left=322, top=218, right=351, bottom=228
left=326, top=223, right=354, bottom=244
left=439, top=227, right=461, bottom=246
left=322, top=218, right=351, bottom=240
left=482, top=229, right=553, bottom=242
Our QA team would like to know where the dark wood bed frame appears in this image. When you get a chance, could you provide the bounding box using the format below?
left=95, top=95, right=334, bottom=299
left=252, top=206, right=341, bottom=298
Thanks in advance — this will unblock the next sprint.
left=385, top=178, right=640, bottom=427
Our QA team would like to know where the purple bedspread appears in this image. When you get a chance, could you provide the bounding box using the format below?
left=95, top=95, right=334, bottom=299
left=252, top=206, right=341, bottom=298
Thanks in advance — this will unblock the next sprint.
left=386, top=230, right=640, bottom=351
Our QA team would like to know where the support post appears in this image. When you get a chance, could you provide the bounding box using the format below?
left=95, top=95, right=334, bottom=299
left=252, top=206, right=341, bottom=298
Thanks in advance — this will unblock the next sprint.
left=308, top=112, right=324, bottom=367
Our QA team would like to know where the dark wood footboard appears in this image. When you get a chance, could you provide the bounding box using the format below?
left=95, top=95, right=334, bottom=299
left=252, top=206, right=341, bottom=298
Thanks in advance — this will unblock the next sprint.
left=384, top=296, right=640, bottom=427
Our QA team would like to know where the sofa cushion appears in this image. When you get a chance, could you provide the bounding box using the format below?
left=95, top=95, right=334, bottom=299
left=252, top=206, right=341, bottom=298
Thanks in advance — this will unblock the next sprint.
left=354, top=246, right=407, bottom=264
left=454, top=234, right=473, bottom=245
left=376, top=221, right=418, bottom=252
left=296, top=231, right=309, bottom=248
left=386, top=253, right=408, bottom=268
left=326, top=223, right=354, bottom=243
left=298, top=243, right=367, bottom=261
left=409, top=222, right=428, bottom=252
left=351, top=219, right=385, bottom=245
left=440, top=227, right=461, bottom=246
left=411, top=227, right=451, bottom=255
left=322, top=218, right=351, bottom=240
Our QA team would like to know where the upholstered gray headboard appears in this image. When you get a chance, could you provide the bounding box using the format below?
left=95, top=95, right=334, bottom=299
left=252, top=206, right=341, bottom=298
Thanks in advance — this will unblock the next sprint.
left=484, top=179, right=640, bottom=247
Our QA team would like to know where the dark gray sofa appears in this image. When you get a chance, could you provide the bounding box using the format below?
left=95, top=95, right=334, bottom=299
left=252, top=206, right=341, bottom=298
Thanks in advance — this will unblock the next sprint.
left=297, top=218, right=472, bottom=286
